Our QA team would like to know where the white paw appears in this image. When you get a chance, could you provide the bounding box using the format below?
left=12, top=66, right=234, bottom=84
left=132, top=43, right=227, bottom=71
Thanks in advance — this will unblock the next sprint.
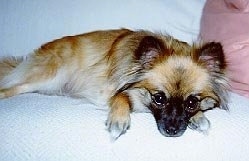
left=106, top=113, right=131, bottom=139
left=189, top=116, right=210, bottom=134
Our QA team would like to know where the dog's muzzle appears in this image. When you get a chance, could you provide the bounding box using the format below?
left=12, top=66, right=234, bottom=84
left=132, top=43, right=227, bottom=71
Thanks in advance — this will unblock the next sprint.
left=156, top=116, right=188, bottom=137
left=149, top=96, right=193, bottom=137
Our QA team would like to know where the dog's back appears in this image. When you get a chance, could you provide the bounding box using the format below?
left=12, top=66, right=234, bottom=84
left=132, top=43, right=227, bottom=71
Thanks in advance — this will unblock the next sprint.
left=0, top=29, right=131, bottom=98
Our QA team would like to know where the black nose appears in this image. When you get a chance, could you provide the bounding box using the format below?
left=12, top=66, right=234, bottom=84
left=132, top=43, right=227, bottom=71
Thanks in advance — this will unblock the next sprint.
left=157, top=117, right=188, bottom=137
left=166, top=126, right=178, bottom=136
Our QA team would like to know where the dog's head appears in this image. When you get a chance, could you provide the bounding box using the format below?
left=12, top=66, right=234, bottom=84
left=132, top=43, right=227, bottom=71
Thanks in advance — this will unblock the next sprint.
left=133, top=35, right=229, bottom=137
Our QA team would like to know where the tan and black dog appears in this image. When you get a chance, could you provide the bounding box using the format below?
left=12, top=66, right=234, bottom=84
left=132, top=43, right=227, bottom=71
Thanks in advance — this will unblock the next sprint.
left=0, top=29, right=229, bottom=138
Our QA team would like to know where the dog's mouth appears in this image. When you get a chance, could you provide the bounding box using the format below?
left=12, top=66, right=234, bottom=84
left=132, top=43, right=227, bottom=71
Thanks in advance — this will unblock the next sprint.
left=156, top=118, right=188, bottom=137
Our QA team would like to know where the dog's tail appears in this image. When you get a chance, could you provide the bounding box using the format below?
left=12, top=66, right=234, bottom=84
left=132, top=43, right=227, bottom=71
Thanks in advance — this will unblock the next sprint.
left=0, top=56, right=24, bottom=81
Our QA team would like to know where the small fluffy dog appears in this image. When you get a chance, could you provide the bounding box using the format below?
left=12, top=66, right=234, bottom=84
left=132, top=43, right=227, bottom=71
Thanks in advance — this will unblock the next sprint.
left=0, top=29, right=229, bottom=138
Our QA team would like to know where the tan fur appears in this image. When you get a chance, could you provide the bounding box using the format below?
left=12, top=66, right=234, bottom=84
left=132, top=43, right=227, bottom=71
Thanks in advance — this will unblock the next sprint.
left=0, top=57, right=23, bottom=80
left=107, top=92, right=131, bottom=137
left=0, top=29, right=229, bottom=138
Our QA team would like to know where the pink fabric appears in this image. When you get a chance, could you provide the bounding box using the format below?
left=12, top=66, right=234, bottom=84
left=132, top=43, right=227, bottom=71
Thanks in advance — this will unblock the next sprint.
left=200, top=0, right=249, bottom=98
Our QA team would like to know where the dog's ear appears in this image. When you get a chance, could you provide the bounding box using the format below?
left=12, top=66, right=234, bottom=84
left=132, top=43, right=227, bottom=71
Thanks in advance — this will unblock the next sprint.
left=135, top=36, right=166, bottom=69
left=197, top=42, right=226, bottom=72
left=198, top=42, right=229, bottom=110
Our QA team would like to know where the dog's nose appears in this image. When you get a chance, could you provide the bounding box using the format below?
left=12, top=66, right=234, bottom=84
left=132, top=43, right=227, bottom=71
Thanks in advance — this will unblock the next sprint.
left=165, top=127, right=178, bottom=136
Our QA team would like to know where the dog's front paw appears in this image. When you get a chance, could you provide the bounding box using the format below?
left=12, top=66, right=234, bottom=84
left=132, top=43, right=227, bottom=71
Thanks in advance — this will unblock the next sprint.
left=189, top=112, right=210, bottom=134
left=106, top=111, right=131, bottom=139
left=107, top=92, right=132, bottom=139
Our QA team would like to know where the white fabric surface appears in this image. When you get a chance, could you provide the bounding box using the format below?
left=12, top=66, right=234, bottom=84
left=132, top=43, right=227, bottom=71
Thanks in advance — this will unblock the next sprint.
left=1, top=0, right=249, bottom=161
left=0, top=93, right=249, bottom=161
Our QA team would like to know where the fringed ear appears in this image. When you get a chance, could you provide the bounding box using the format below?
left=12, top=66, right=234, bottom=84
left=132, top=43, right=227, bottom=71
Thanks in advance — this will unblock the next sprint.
left=198, top=42, right=226, bottom=72
left=198, top=42, right=229, bottom=110
left=135, top=36, right=166, bottom=69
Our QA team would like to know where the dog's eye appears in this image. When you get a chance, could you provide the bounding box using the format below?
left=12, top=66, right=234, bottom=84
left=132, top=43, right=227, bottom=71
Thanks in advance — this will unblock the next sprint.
left=152, top=92, right=166, bottom=106
left=184, top=95, right=199, bottom=112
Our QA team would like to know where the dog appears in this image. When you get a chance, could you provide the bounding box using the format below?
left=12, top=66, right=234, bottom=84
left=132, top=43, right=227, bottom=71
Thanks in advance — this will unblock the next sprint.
left=0, top=29, right=229, bottom=138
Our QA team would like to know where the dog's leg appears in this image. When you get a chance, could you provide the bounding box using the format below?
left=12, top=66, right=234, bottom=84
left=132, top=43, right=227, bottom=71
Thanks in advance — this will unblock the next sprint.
left=0, top=83, right=38, bottom=98
left=0, top=58, right=64, bottom=98
left=188, top=111, right=210, bottom=134
left=106, top=92, right=131, bottom=139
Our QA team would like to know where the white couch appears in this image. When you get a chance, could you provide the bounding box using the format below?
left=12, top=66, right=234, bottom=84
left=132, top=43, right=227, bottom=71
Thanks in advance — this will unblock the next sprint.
left=1, top=0, right=249, bottom=161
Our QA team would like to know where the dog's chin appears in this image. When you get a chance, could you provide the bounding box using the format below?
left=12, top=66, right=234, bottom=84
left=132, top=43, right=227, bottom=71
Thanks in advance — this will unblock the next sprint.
left=157, top=122, right=187, bottom=137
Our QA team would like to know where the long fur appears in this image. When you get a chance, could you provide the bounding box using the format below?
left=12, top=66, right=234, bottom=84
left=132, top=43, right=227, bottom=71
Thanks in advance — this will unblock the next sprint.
left=0, top=29, right=229, bottom=138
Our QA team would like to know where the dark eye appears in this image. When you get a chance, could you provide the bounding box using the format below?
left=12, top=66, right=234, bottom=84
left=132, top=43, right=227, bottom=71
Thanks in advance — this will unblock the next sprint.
left=184, top=95, right=199, bottom=112
left=152, top=92, right=166, bottom=106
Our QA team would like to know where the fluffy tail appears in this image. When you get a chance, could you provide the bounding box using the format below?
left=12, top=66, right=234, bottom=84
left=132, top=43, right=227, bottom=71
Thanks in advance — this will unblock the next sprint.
left=0, top=57, right=24, bottom=81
